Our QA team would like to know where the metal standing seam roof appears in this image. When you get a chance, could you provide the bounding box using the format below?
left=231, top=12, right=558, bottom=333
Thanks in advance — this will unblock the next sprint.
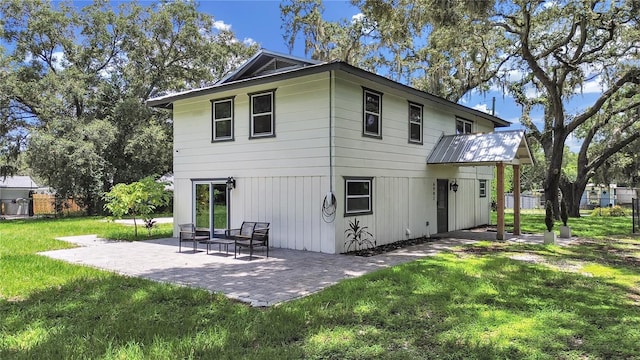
left=0, top=176, right=39, bottom=188
left=427, top=130, right=533, bottom=166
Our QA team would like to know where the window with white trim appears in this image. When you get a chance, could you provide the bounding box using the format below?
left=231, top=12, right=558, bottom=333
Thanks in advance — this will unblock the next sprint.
left=408, top=102, right=423, bottom=144
left=479, top=180, right=487, bottom=198
left=456, top=118, right=473, bottom=134
left=345, top=177, right=373, bottom=215
left=211, top=97, right=234, bottom=141
left=363, top=88, right=382, bottom=138
left=250, top=90, right=275, bottom=138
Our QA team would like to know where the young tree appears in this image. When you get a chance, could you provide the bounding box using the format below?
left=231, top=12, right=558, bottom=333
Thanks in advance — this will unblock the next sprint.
left=103, top=176, right=171, bottom=238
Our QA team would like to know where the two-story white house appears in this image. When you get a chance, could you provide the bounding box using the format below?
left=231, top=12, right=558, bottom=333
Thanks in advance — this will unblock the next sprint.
left=148, top=50, right=532, bottom=254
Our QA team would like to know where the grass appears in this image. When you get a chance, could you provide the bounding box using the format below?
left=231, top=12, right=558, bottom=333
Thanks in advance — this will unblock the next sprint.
left=1, top=215, right=640, bottom=359
left=492, top=210, right=635, bottom=239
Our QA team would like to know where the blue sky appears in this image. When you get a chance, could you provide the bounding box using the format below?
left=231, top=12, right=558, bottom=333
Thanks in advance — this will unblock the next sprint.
left=37, top=1, right=605, bottom=150
left=192, top=0, right=603, bottom=152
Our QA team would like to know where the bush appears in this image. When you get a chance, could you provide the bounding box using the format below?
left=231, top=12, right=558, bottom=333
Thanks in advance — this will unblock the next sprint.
left=590, top=205, right=626, bottom=217
left=610, top=205, right=626, bottom=216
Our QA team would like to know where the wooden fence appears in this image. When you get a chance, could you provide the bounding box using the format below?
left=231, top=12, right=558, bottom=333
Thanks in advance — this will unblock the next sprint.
left=32, top=194, right=84, bottom=215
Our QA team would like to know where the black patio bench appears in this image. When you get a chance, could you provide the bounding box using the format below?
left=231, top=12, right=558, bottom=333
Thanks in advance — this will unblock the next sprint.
left=225, top=221, right=270, bottom=260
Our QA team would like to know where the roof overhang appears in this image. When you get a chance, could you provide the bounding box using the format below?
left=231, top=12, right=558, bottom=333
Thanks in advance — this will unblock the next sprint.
left=146, top=53, right=510, bottom=128
left=427, top=130, right=533, bottom=166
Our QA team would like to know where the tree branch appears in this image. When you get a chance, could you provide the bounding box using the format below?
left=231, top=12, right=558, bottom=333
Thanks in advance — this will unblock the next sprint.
left=567, top=68, right=640, bottom=133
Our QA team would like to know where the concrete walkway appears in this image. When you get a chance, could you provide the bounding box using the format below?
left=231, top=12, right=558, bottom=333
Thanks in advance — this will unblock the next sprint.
left=39, top=231, right=573, bottom=306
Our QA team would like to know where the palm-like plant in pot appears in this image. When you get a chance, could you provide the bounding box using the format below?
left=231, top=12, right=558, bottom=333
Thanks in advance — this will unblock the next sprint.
left=559, top=198, right=571, bottom=238
left=543, top=200, right=556, bottom=244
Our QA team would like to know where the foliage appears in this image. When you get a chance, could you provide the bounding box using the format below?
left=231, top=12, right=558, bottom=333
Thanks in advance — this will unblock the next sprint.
left=344, top=218, right=375, bottom=252
left=281, top=0, right=503, bottom=101
left=2, top=217, right=640, bottom=358
left=282, top=0, right=640, bottom=218
left=544, top=200, right=554, bottom=232
left=560, top=198, right=569, bottom=226
left=590, top=205, right=627, bottom=217
left=103, top=176, right=171, bottom=237
left=143, top=218, right=157, bottom=236
left=0, top=0, right=258, bottom=213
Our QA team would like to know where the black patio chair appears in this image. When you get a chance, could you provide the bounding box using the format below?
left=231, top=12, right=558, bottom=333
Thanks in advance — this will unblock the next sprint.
left=178, top=223, right=208, bottom=253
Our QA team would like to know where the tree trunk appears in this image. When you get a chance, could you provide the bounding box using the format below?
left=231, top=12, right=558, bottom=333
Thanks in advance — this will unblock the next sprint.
left=543, top=139, right=565, bottom=219
left=559, top=177, right=588, bottom=218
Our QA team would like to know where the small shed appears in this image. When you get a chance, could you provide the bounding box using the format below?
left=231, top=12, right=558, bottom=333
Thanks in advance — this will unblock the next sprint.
left=0, top=176, right=39, bottom=216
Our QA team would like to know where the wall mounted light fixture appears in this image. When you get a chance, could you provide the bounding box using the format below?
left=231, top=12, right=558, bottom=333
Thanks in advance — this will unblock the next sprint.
left=226, top=177, right=236, bottom=190
left=450, top=181, right=459, bottom=193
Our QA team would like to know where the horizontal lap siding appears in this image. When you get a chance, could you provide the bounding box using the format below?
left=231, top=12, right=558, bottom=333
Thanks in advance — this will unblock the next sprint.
left=173, top=73, right=331, bottom=178
left=172, top=74, right=336, bottom=250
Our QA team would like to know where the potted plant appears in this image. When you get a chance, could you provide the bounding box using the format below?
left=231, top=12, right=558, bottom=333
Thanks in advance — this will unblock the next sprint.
left=543, top=200, right=556, bottom=244
left=559, top=198, right=571, bottom=238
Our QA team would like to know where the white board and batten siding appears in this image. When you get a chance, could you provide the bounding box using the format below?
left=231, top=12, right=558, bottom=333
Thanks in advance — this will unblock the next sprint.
left=172, top=72, right=338, bottom=253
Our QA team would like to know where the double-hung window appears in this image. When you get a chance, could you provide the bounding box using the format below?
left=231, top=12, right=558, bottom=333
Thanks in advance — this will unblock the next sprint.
left=456, top=117, right=473, bottom=134
left=345, top=177, right=373, bottom=215
left=479, top=180, right=487, bottom=198
left=211, top=97, right=234, bottom=142
left=250, top=89, right=275, bottom=138
left=363, top=88, right=382, bottom=138
left=408, top=102, right=423, bottom=144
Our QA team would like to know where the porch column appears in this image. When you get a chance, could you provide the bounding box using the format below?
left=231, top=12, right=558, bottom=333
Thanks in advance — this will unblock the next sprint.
left=496, top=162, right=505, bottom=240
left=513, top=164, right=521, bottom=236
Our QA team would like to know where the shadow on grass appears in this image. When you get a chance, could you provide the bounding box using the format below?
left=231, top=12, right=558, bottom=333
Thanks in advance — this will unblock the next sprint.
left=0, top=274, right=268, bottom=359
left=274, top=249, right=640, bottom=359
left=2, top=243, right=640, bottom=359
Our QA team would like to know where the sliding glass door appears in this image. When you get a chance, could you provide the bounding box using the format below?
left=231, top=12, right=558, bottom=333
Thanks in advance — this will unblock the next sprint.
left=193, top=181, right=229, bottom=235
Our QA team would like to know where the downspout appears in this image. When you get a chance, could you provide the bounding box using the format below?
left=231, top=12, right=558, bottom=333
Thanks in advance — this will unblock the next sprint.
left=329, top=70, right=334, bottom=193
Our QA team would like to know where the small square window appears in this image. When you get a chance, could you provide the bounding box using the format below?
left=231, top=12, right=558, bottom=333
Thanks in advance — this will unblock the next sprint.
left=456, top=118, right=473, bottom=134
left=250, top=90, right=276, bottom=138
left=363, top=89, right=382, bottom=138
left=211, top=97, right=234, bottom=141
left=479, top=180, right=487, bottom=198
left=408, top=102, right=423, bottom=144
left=345, top=177, right=373, bottom=215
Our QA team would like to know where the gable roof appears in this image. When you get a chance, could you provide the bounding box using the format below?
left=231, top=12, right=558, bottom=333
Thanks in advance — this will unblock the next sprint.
left=0, top=176, right=39, bottom=189
left=147, top=50, right=510, bottom=128
left=427, top=130, right=533, bottom=166
left=217, top=49, right=322, bottom=84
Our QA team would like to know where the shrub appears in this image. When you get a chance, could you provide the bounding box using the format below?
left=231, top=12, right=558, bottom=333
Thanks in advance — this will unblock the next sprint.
left=545, top=200, right=554, bottom=232
left=590, top=205, right=626, bottom=217
left=610, top=205, right=626, bottom=216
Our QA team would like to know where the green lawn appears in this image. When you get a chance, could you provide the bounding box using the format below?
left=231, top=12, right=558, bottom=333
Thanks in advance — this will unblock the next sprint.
left=492, top=210, right=635, bottom=239
left=1, top=215, right=640, bottom=359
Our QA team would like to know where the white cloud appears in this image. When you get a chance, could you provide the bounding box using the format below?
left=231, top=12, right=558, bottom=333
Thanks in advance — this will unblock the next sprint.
left=566, top=133, right=583, bottom=153
left=243, top=38, right=256, bottom=46
left=24, top=51, right=66, bottom=71
left=506, top=117, right=522, bottom=126
left=524, top=86, right=539, bottom=99
left=213, top=20, right=231, bottom=31
left=473, top=103, right=494, bottom=115
left=351, top=13, right=365, bottom=23
left=578, top=76, right=607, bottom=94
